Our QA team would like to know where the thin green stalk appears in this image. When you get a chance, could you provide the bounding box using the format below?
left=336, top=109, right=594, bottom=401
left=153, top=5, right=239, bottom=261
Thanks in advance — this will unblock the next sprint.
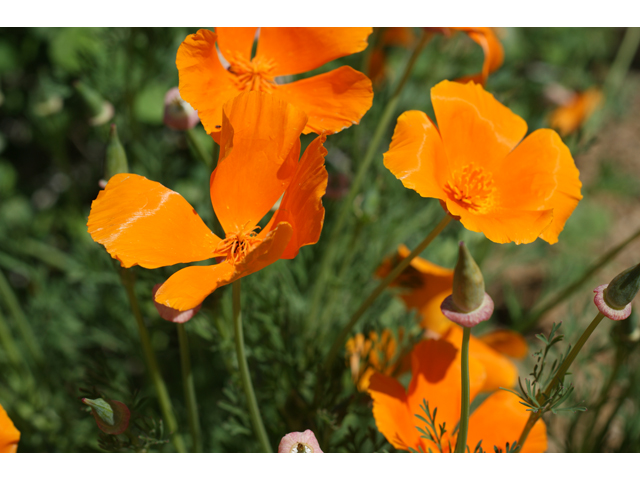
left=517, top=312, right=605, bottom=451
left=120, top=268, right=186, bottom=453
left=186, top=128, right=212, bottom=169
left=0, top=269, right=43, bottom=364
left=603, top=27, right=640, bottom=96
left=454, top=326, right=471, bottom=453
left=520, top=225, right=640, bottom=332
left=212, top=138, right=220, bottom=169
left=307, top=29, right=432, bottom=326
left=177, top=323, right=202, bottom=453
left=321, top=214, right=452, bottom=376
left=232, top=280, right=272, bottom=453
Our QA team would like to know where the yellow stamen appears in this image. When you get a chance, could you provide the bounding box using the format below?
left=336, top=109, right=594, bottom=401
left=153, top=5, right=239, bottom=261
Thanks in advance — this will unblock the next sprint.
left=443, top=164, right=496, bottom=214
left=226, top=52, right=278, bottom=93
left=213, top=224, right=262, bottom=265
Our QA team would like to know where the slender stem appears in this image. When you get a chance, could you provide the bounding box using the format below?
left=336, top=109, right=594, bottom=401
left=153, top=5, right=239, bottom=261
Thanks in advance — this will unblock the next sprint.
left=177, top=323, right=202, bottom=453
left=321, top=214, right=452, bottom=376
left=211, top=139, right=220, bottom=170
left=520, top=225, right=640, bottom=332
left=454, top=326, right=471, bottom=453
left=517, top=312, right=605, bottom=451
left=185, top=128, right=212, bottom=169
left=0, top=269, right=43, bottom=364
left=232, top=280, right=272, bottom=453
left=120, top=268, right=186, bottom=453
left=307, top=29, right=432, bottom=326
left=603, top=27, right=640, bottom=96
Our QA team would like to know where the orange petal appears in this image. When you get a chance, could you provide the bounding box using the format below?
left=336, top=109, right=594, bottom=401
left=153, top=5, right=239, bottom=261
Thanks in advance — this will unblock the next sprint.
left=406, top=339, right=486, bottom=443
left=467, top=390, right=548, bottom=453
left=383, top=111, right=448, bottom=200
left=431, top=80, right=527, bottom=173
left=275, top=66, right=373, bottom=135
left=87, top=174, right=220, bottom=269
left=442, top=325, right=518, bottom=392
left=210, top=91, right=307, bottom=233
left=0, top=403, right=20, bottom=453
left=156, top=222, right=293, bottom=310
left=216, top=27, right=258, bottom=61
left=382, top=27, right=416, bottom=48
left=265, top=135, right=328, bottom=259
left=454, top=28, right=504, bottom=85
left=368, top=372, right=423, bottom=452
left=176, top=29, right=239, bottom=135
left=496, top=129, right=582, bottom=244
left=549, top=88, right=603, bottom=136
left=257, top=27, right=372, bottom=77
left=478, top=330, right=528, bottom=360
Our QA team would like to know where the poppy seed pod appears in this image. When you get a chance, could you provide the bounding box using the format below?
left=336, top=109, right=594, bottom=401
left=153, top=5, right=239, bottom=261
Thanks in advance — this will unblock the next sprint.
left=594, top=262, right=640, bottom=321
left=104, top=124, right=128, bottom=181
left=74, top=81, right=114, bottom=126
left=82, top=398, right=131, bottom=435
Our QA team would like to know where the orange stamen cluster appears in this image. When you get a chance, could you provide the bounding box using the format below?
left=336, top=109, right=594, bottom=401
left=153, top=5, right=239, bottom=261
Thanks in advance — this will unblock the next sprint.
left=227, top=52, right=277, bottom=93
left=213, top=225, right=262, bottom=265
left=444, top=164, right=495, bottom=214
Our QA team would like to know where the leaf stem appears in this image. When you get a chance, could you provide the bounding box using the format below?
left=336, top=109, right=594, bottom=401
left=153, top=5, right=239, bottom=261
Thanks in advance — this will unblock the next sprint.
left=232, top=280, right=272, bottom=453
left=120, top=268, right=186, bottom=453
left=177, top=323, right=202, bottom=453
left=454, top=326, right=471, bottom=453
left=185, top=128, right=212, bottom=169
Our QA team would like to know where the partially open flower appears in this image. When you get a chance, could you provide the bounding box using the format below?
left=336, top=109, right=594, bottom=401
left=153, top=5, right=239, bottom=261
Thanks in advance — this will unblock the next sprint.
left=163, top=87, right=200, bottom=131
left=594, top=263, right=640, bottom=321
left=0, top=402, right=20, bottom=453
left=278, top=429, right=323, bottom=453
left=82, top=398, right=131, bottom=435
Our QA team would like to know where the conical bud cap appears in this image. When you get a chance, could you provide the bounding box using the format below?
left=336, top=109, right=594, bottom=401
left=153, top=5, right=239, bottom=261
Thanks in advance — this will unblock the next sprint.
left=82, top=398, right=130, bottom=435
left=104, top=124, right=128, bottom=180
left=605, top=263, right=640, bottom=309
left=452, top=242, right=485, bottom=313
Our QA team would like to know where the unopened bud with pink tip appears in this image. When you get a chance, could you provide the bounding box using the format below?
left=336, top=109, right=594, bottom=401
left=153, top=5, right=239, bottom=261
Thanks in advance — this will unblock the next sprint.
left=594, top=262, right=640, bottom=321
left=278, top=429, right=323, bottom=453
left=82, top=398, right=130, bottom=435
left=440, top=242, right=494, bottom=327
left=163, top=87, right=200, bottom=131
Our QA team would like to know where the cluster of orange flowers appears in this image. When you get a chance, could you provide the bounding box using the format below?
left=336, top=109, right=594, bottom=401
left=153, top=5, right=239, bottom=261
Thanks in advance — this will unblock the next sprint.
left=82, top=27, right=585, bottom=454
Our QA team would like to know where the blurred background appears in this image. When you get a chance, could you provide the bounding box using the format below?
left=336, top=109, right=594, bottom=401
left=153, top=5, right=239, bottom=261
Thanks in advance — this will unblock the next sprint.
left=0, top=27, right=639, bottom=452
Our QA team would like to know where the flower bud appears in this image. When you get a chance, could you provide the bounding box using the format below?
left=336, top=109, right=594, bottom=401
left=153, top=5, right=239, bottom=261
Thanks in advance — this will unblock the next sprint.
left=82, top=398, right=130, bottom=435
left=74, top=81, right=114, bottom=126
left=278, top=429, right=323, bottom=453
left=163, top=87, right=200, bottom=131
left=104, top=124, right=128, bottom=181
left=440, top=242, right=493, bottom=328
left=594, top=262, right=639, bottom=321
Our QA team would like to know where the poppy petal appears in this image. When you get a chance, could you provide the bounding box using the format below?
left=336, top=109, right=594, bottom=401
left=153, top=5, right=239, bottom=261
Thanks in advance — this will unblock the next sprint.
left=210, top=91, right=307, bottom=233
left=87, top=174, right=220, bottom=269
left=275, top=66, right=373, bottom=135
left=176, top=29, right=239, bottom=135
left=431, top=80, right=527, bottom=172
left=467, top=390, right=548, bottom=453
left=454, top=28, right=504, bottom=85
left=257, top=27, right=372, bottom=77
left=368, top=372, right=423, bottom=452
left=238, top=222, right=293, bottom=277
left=265, top=135, right=328, bottom=259
left=478, top=330, right=528, bottom=359
left=442, top=325, right=518, bottom=392
left=495, top=129, right=582, bottom=244
left=383, top=110, right=448, bottom=201
left=216, top=27, right=258, bottom=61
left=0, top=403, right=20, bottom=453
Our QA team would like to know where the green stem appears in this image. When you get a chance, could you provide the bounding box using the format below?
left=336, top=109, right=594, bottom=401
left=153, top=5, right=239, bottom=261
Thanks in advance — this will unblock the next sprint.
left=517, top=312, right=605, bottom=451
left=212, top=139, right=220, bottom=170
left=454, top=326, right=471, bottom=453
left=0, top=269, right=43, bottom=364
left=520, top=225, right=640, bottom=332
left=177, top=323, right=202, bottom=453
left=307, top=29, right=432, bottom=326
left=232, top=280, right=272, bottom=453
left=0, top=306, right=23, bottom=368
left=185, top=128, right=212, bottom=169
left=604, top=27, right=640, bottom=96
left=321, top=214, right=452, bottom=377
left=120, top=268, right=186, bottom=453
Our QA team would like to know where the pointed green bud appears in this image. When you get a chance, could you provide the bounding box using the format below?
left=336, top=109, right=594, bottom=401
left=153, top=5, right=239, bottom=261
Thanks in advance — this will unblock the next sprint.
left=82, top=398, right=130, bottom=435
left=605, top=263, right=640, bottom=309
left=74, top=81, right=114, bottom=126
left=452, top=242, right=485, bottom=313
left=104, top=124, right=128, bottom=180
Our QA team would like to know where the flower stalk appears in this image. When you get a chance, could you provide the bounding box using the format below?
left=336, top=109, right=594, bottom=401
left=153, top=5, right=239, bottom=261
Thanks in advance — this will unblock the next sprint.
left=454, top=326, right=471, bottom=453
left=177, top=323, right=202, bottom=453
left=232, top=279, right=272, bottom=453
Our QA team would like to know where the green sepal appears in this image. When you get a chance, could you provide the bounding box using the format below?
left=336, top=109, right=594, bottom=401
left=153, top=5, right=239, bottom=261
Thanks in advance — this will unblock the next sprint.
left=452, top=242, right=485, bottom=313
left=105, top=124, right=128, bottom=179
left=83, top=398, right=114, bottom=426
left=605, top=262, right=640, bottom=309
left=83, top=398, right=131, bottom=435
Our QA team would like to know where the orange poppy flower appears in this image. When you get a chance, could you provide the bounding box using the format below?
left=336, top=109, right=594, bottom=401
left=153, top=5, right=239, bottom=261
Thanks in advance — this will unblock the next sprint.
left=549, top=87, right=603, bottom=136
left=0, top=402, right=20, bottom=453
left=368, top=338, right=547, bottom=453
left=88, top=91, right=328, bottom=311
left=384, top=79, right=582, bottom=245
left=177, top=27, right=374, bottom=138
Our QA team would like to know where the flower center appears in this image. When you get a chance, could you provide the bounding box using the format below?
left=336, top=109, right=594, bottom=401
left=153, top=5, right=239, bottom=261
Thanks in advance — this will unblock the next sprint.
left=291, top=442, right=313, bottom=453
left=443, top=164, right=495, bottom=214
left=227, top=52, right=277, bottom=93
left=213, top=225, right=262, bottom=265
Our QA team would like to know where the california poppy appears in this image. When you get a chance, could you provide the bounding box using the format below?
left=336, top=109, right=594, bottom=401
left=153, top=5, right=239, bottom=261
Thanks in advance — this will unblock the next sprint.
left=384, top=80, right=582, bottom=244
left=88, top=91, right=328, bottom=311
left=177, top=27, right=374, bottom=138
left=368, top=338, right=547, bottom=453
left=0, top=402, right=20, bottom=453
left=447, top=27, right=504, bottom=85
left=549, top=87, right=603, bottom=136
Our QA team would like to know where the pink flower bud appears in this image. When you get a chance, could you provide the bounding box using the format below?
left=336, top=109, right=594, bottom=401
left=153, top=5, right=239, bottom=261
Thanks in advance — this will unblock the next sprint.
left=163, top=87, right=200, bottom=131
left=278, top=429, right=323, bottom=453
left=594, top=284, right=632, bottom=321
left=82, top=398, right=130, bottom=435
left=152, top=283, right=201, bottom=323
